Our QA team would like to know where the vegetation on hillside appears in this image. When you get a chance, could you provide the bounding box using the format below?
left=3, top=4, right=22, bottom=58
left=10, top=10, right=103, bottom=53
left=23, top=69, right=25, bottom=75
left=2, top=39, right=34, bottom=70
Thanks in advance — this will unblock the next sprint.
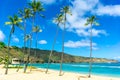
left=0, top=42, right=117, bottom=64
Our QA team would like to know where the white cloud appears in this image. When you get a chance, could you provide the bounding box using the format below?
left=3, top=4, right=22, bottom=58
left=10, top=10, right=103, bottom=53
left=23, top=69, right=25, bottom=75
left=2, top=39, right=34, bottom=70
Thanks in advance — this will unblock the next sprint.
left=90, top=29, right=108, bottom=37
left=96, top=5, right=120, bottom=16
left=64, top=39, right=97, bottom=48
left=56, top=0, right=108, bottom=37
left=0, top=30, right=5, bottom=41
left=12, top=35, right=19, bottom=43
left=38, top=40, right=47, bottom=44
left=114, top=56, right=120, bottom=60
left=58, top=0, right=120, bottom=38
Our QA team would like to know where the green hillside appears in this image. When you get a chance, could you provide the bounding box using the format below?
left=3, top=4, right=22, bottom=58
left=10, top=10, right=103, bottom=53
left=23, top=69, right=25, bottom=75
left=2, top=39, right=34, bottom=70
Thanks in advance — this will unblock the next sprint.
left=0, top=42, right=118, bottom=63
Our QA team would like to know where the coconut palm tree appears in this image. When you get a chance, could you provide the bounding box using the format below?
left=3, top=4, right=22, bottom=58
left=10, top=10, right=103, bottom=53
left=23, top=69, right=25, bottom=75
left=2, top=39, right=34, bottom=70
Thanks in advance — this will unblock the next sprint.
left=59, top=6, right=72, bottom=76
left=29, top=26, right=42, bottom=72
left=28, top=0, right=44, bottom=54
left=85, top=15, right=99, bottom=78
left=5, top=15, right=23, bottom=74
left=25, top=0, right=44, bottom=72
left=45, top=14, right=64, bottom=74
left=32, top=26, right=42, bottom=57
left=28, top=0, right=45, bottom=28
left=17, top=8, right=32, bottom=72
left=23, top=34, right=32, bottom=73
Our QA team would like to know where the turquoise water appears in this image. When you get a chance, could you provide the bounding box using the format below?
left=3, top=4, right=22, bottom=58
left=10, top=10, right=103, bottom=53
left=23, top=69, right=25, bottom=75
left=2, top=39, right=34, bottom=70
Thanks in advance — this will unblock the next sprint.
left=30, top=63, right=120, bottom=77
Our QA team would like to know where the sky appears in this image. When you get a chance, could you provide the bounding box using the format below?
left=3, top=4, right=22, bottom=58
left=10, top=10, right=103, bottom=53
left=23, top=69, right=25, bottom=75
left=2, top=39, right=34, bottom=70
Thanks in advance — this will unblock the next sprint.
left=0, top=0, right=120, bottom=60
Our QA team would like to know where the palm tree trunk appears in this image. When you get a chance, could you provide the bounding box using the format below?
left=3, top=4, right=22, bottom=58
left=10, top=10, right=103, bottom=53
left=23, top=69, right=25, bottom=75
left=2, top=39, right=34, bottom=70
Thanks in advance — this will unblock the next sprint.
left=88, top=24, right=93, bottom=78
left=30, top=32, right=38, bottom=72
left=29, top=13, right=35, bottom=72
left=59, top=14, right=66, bottom=76
left=45, top=24, right=59, bottom=74
left=5, top=26, right=13, bottom=75
left=17, top=19, right=26, bottom=72
left=24, top=39, right=31, bottom=73
left=34, top=32, right=38, bottom=57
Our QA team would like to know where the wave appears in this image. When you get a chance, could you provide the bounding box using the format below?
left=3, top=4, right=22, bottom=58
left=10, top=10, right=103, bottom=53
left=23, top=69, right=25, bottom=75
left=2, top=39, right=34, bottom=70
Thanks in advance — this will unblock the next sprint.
left=71, top=65, right=120, bottom=69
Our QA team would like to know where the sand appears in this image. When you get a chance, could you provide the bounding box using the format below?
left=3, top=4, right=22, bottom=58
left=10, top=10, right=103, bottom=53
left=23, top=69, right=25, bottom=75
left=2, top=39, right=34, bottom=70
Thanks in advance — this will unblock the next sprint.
left=0, top=65, right=120, bottom=80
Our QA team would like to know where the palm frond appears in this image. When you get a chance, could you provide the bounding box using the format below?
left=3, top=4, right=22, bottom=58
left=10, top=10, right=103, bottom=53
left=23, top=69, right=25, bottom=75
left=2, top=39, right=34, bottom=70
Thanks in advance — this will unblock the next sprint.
left=5, top=22, right=12, bottom=25
left=94, top=22, right=100, bottom=26
left=24, top=34, right=31, bottom=42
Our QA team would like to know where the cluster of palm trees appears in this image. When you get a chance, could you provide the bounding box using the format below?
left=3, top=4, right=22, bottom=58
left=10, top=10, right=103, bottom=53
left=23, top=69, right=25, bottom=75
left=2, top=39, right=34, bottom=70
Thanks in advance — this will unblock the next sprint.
left=5, top=0, right=44, bottom=74
left=4, top=0, right=99, bottom=78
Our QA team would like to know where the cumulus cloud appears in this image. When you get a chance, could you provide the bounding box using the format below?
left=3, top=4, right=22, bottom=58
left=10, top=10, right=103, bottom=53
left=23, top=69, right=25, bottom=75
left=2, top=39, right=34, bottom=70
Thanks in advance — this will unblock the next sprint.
left=12, top=35, right=19, bottom=43
left=64, top=39, right=97, bottom=49
left=38, top=40, right=47, bottom=44
left=57, top=0, right=108, bottom=38
left=58, top=0, right=120, bottom=38
left=96, top=5, right=120, bottom=16
left=0, top=30, right=5, bottom=41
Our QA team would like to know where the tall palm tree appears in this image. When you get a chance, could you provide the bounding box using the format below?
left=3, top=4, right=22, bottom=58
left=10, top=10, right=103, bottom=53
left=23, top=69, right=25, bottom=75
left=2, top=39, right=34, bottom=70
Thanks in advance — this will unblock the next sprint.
left=23, top=34, right=32, bottom=73
left=26, top=0, right=45, bottom=72
left=5, top=15, right=23, bottom=74
left=59, top=6, right=72, bottom=76
left=45, top=14, right=64, bottom=74
left=32, top=26, right=42, bottom=57
left=29, top=26, right=42, bottom=72
left=85, top=15, right=99, bottom=78
left=28, top=0, right=45, bottom=28
left=28, top=0, right=44, bottom=55
left=18, top=8, right=32, bottom=72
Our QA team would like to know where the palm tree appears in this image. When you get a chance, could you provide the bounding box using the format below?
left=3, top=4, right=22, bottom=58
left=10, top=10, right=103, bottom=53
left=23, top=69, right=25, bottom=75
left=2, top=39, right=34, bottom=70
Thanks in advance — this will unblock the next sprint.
left=25, top=0, right=44, bottom=72
left=5, top=15, right=23, bottom=74
left=28, top=0, right=45, bottom=28
left=23, top=34, right=32, bottom=73
left=59, top=6, right=72, bottom=76
left=45, top=14, right=64, bottom=74
left=32, top=26, right=42, bottom=57
left=29, top=26, right=42, bottom=72
left=18, top=8, right=32, bottom=72
left=85, top=15, right=99, bottom=78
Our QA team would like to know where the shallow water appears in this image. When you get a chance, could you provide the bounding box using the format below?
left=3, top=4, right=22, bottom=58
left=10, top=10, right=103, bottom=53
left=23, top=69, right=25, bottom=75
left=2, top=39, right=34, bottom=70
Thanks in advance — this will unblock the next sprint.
left=28, top=62, right=120, bottom=77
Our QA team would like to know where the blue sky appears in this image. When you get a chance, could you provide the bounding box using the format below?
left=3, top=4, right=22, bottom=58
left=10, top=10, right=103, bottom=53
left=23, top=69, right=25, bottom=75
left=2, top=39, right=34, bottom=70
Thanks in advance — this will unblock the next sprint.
left=0, top=0, right=120, bottom=60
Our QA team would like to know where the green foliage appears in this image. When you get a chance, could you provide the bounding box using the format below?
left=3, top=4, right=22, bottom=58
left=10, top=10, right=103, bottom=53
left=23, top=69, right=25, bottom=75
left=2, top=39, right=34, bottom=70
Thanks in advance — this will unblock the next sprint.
left=0, top=42, right=6, bottom=48
left=61, top=6, right=72, bottom=15
left=53, top=14, right=64, bottom=25
left=5, top=15, right=23, bottom=34
left=32, top=26, right=42, bottom=33
left=18, top=8, right=32, bottom=19
left=28, top=0, right=45, bottom=16
left=85, top=15, right=99, bottom=26
left=0, top=56, right=9, bottom=64
left=12, top=46, right=19, bottom=51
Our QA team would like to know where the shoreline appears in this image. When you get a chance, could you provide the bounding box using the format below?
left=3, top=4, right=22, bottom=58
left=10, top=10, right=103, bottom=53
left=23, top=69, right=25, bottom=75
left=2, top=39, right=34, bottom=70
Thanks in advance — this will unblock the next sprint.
left=36, top=66, right=120, bottom=78
left=0, top=65, right=120, bottom=80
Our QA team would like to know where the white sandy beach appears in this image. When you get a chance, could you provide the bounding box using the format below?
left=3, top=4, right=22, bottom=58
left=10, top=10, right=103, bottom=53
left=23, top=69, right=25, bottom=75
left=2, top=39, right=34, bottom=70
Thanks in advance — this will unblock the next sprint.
left=0, top=65, right=120, bottom=80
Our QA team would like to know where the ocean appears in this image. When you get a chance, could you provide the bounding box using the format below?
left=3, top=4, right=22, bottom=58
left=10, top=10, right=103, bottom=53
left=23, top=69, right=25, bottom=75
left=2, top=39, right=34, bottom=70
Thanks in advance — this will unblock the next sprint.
left=30, top=62, right=120, bottom=77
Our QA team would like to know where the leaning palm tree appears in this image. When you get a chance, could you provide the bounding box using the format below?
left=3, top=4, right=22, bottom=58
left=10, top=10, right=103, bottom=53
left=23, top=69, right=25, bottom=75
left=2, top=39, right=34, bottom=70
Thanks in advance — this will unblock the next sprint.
left=59, top=6, right=72, bottom=76
left=85, top=15, right=99, bottom=78
left=45, top=14, right=64, bottom=74
left=5, top=15, right=22, bottom=74
left=17, top=8, right=32, bottom=72
left=23, top=34, right=32, bottom=73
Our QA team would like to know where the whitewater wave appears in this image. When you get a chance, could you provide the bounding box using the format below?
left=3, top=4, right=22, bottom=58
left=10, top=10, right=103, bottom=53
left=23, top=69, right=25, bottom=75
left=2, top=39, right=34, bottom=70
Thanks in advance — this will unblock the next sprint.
left=71, top=65, right=120, bottom=69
